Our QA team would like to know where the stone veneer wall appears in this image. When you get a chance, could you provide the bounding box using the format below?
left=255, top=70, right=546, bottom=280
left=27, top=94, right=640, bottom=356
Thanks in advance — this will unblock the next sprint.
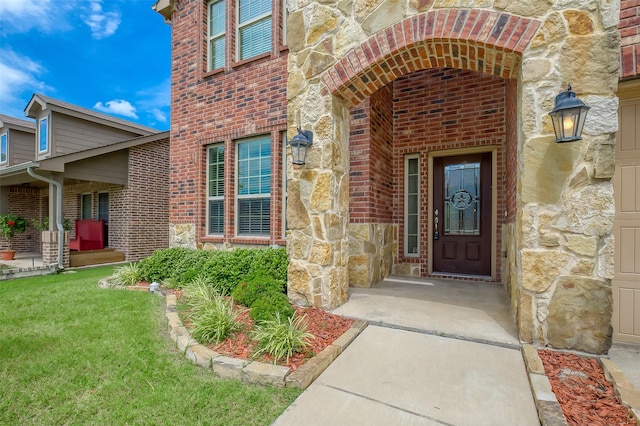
left=287, top=1, right=620, bottom=352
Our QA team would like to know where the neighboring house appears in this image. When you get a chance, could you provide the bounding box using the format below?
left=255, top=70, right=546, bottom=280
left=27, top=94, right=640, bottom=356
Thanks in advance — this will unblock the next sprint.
left=154, top=1, right=637, bottom=353
left=0, top=94, right=170, bottom=267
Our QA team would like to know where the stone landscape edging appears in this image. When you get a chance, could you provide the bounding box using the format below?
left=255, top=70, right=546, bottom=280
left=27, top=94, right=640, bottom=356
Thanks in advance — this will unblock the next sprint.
left=98, top=277, right=368, bottom=388
left=600, top=358, right=640, bottom=424
left=163, top=292, right=368, bottom=389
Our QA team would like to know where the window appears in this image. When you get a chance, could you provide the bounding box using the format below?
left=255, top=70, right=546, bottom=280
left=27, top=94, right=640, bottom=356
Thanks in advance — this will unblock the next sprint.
left=98, top=192, right=109, bottom=246
left=238, top=0, right=271, bottom=60
left=0, top=132, right=7, bottom=164
left=237, top=136, right=271, bottom=236
left=281, top=0, right=288, bottom=46
left=38, top=115, right=49, bottom=153
left=207, top=144, right=225, bottom=234
left=81, top=194, right=92, bottom=219
left=208, top=0, right=226, bottom=70
left=405, top=155, right=419, bottom=256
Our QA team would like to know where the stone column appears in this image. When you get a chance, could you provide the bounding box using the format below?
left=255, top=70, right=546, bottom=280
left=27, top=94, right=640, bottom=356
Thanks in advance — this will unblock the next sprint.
left=42, top=231, right=70, bottom=269
left=514, top=7, right=619, bottom=353
left=286, top=87, right=350, bottom=309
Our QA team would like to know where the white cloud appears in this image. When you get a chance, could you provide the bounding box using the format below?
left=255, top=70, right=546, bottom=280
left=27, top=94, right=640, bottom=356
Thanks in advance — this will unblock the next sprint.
left=0, top=49, right=49, bottom=117
left=82, top=0, right=121, bottom=39
left=0, top=0, right=53, bottom=33
left=136, top=79, right=171, bottom=124
left=93, top=100, right=138, bottom=119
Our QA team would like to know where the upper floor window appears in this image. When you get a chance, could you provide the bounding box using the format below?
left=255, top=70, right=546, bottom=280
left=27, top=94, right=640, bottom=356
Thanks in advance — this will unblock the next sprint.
left=0, top=132, right=7, bottom=164
left=38, top=115, right=49, bottom=153
left=208, top=0, right=226, bottom=70
left=237, top=136, right=271, bottom=236
left=207, top=144, right=225, bottom=234
left=238, top=0, right=272, bottom=60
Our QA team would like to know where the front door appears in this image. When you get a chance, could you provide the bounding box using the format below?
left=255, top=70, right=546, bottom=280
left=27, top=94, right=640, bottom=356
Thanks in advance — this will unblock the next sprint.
left=433, top=153, right=492, bottom=276
left=98, top=192, right=109, bottom=247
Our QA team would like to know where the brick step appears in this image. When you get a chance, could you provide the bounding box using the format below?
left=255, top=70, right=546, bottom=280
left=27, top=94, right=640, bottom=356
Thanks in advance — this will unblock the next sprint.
left=70, top=248, right=125, bottom=267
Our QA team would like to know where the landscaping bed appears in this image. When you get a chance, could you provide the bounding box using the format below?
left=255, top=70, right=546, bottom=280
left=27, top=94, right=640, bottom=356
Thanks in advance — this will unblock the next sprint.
left=538, top=349, right=637, bottom=425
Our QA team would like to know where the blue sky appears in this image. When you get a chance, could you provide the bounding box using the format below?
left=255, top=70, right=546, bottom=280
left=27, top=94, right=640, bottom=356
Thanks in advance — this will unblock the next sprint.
left=0, top=0, right=171, bottom=130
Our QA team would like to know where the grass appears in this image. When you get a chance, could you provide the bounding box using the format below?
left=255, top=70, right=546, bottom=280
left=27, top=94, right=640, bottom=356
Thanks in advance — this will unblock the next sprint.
left=0, top=266, right=300, bottom=425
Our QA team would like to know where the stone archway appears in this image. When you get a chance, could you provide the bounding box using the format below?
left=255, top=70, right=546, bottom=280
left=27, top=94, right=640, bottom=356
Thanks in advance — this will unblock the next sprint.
left=286, top=9, right=540, bottom=310
left=287, top=4, right=619, bottom=354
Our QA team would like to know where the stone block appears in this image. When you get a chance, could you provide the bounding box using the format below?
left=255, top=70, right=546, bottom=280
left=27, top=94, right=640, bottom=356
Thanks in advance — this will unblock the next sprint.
left=547, top=276, right=612, bottom=354
left=522, top=344, right=546, bottom=375
left=331, top=320, right=367, bottom=352
left=537, top=400, right=568, bottom=426
left=521, top=250, right=572, bottom=293
left=286, top=345, right=340, bottom=389
left=176, top=333, right=195, bottom=352
left=530, top=373, right=558, bottom=402
left=242, top=362, right=290, bottom=387
left=564, top=234, right=597, bottom=257
left=212, top=356, right=250, bottom=380
left=166, top=311, right=182, bottom=331
left=189, top=344, right=220, bottom=368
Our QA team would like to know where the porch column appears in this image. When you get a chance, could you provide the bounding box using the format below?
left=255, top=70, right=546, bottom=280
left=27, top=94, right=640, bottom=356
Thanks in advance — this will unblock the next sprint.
left=286, top=90, right=350, bottom=309
left=41, top=173, right=69, bottom=268
left=513, top=8, right=619, bottom=353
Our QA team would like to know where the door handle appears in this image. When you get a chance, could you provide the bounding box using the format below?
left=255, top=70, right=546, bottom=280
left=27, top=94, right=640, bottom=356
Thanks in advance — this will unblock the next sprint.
left=434, top=209, right=439, bottom=240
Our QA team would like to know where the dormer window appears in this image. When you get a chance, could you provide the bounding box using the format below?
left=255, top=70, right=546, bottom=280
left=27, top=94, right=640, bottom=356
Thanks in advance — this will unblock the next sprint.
left=38, top=115, right=49, bottom=154
left=0, top=132, right=7, bottom=164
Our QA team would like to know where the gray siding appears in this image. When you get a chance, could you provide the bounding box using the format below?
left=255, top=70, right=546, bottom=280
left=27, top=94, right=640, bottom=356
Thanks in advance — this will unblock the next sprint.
left=64, top=151, right=129, bottom=185
left=51, top=112, right=141, bottom=156
left=10, top=129, right=36, bottom=165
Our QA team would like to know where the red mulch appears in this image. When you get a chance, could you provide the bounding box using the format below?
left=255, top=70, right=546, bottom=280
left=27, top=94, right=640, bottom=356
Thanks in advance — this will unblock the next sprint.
left=538, top=349, right=636, bottom=425
left=175, top=292, right=355, bottom=371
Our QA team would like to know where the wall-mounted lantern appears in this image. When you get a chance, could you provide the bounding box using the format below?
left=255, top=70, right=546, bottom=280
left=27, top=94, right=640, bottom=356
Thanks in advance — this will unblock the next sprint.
left=548, top=84, right=591, bottom=143
left=289, top=128, right=313, bottom=165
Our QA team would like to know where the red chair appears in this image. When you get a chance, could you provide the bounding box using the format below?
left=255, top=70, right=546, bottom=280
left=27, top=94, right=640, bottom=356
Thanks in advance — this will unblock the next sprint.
left=69, top=219, right=105, bottom=251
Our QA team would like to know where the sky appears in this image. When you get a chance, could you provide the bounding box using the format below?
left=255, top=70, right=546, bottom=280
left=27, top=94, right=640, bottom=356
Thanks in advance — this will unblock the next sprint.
left=0, top=0, right=171, bottom=130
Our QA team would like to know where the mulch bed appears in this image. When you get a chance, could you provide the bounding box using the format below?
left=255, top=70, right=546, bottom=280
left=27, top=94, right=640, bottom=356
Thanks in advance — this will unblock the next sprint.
left=173, top=290, right=355, bottom=371
left=538, top=349, right=636, bottom=425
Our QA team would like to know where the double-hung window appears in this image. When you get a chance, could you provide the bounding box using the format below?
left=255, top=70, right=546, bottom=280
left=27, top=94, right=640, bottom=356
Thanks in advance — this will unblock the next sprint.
left=38, top=115, right=49, bottom=154
left=237, top=136, right=271, bottom=236
left=207, top=144, right=225, bottom=234
left=238, top=0, right=272, bottom=60
left=208, top=0, right=226, bottom=70
left=0, top=132, right=7, bottom=164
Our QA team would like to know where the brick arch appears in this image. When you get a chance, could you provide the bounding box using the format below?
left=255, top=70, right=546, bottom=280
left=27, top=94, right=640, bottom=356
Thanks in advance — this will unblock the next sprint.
left=322, top=9, right=541, bottom=108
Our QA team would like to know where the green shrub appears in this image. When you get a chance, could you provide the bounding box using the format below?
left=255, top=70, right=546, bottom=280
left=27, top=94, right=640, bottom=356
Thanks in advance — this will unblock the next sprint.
left=252, top=313, right=314, bottom=364
left=190, top=296, right=244, bottom=344
left=137, top=247, right=288, bottom=294
left=250, top=292, right=295, bottom=324
left=109, top=263, right=141, bottom=287
left=231, top=271, right=285, bottom=308
left=137, top=247, right=194, bottom=283
left=182, top=275, right=219, bottom=318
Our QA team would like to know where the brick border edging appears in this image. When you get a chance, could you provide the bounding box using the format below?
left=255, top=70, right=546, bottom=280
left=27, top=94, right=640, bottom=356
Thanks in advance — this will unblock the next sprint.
left=522, top=345, right=640, bottom=426
left=521, top=344, right=569, bottom=426
left=163, top=292, right=368, bottom=389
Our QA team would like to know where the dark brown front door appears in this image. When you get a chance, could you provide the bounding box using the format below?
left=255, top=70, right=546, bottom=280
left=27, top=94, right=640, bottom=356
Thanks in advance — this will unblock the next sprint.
left=433, top=153, right=492, bottom=276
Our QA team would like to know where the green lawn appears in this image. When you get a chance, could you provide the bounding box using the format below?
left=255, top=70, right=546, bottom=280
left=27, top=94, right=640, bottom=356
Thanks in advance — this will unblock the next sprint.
left=0, top=266, right=299, bottom=425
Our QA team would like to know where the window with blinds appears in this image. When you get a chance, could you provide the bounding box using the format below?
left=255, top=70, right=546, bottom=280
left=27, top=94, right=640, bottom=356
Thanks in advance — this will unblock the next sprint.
left=237, top=136, right=271, bottom=236
left=207, top=144, right=225, bottom=234
left=238, top=0, right=272, bottom=60
left=208, top=0, right=226, bottom=70
left=0, top=132, right=7, bottom=164
left=405, top=155, right=419, bottom=256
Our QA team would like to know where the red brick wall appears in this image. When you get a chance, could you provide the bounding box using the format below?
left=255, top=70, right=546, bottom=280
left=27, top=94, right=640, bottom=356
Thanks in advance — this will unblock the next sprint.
left=392, top=68, right=507, bottom=278
left=2, top=187, right=40, bottom=252
left=170, top=0, right=288, bottom=247
left=620, top=0, right=640, bottom=78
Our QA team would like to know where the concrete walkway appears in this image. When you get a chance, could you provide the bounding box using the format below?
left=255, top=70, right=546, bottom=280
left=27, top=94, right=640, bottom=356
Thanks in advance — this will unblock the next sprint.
left=274, top=277, right=539, bottom=426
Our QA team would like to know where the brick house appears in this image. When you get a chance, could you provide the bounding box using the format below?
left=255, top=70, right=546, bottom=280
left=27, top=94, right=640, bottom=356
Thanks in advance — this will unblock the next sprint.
left=154, top=0, right=638, bottom=353
left=0, top=94, right=170, bottom=267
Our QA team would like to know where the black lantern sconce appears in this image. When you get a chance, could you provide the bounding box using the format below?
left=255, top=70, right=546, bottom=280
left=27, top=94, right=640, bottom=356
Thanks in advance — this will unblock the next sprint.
left=548, top=84, right=591, bottom=143
left=289, top=128, right=313, bottom=165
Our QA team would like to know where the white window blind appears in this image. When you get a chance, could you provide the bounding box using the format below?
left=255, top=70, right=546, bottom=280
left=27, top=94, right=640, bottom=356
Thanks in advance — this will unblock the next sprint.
left=237, top=136, right=271, bottom=235
left=238, top=0, right=271, bottom=60
left=207, top=144, right=225, bottom=234
left=208, top=0, right=226, bottom=70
